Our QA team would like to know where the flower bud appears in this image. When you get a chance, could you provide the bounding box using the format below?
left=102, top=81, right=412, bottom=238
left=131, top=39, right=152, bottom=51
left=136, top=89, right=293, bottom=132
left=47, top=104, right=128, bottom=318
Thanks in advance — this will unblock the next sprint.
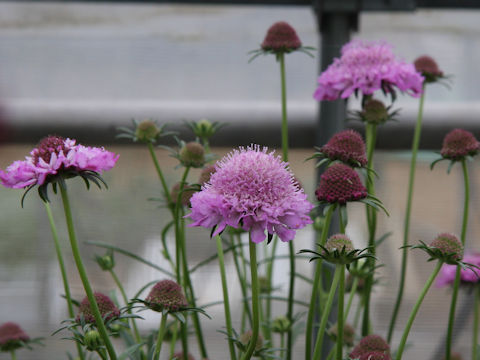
left=239, top=330, right=263, bottom=352
left=84, top=330, right=102, bottom=351
left=145, top=280, right=188, bottom=313
left=319, top=129, right=367, bottom=167
left=0, top=322, right=29, bottom=352
left=272, top=316, right=291, bottom=334
left=350, top=334, right=390, bottom=359
left=195, top=119, right=215, bottom=139
left=95, top=251, right=115, bottom=271
left=171, top=182, right=196, bottom=207
left=261, top=21, right=301, bottom=53
left=414, top=55, right=443, bottom=83
left=328, top=322, right=355, bottom=346
left=179, top=142, right=205, bottom=168
left=441, top=128, right=480, bottom=161
left=135, top=120, right=160, bottom=143
left=430, top=233, right=463, bottom=261
left=198, top=165, right=216, bottom=186
left=76, top=293, right=120, bottom=324
left=362, top=99, right=389, bottom=124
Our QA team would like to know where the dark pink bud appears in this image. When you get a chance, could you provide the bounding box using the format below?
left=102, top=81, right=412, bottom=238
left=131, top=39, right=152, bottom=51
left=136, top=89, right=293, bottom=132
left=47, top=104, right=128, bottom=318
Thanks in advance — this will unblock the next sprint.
left=76, top=292, right=120, bottom=324
left=145, top=280, right=188, bottom=313
left=441, top=128, right=480, bottom=161
left=261, top=21, right=301, bottom=52
left=350, top=334, right=390, bottom=359
left=320, top=129, right=367, bottom=166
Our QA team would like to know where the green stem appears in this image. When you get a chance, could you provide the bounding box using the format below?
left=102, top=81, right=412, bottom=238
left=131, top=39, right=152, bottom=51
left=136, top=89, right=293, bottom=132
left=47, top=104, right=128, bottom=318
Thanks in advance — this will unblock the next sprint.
left=169, top=323, right=178, bottom=359
left=96, top=349, right=108, bottom=360
left=286, top=240, right=295, bottom=360
left=395, top=260, right=442, bottom=360
left=241, top=240, right=260, bottom=360
left=216, top=235, right=237, bottom=360
left=336, top=265, right=345, bottom=360
left=279, top=52, right=288, bottom=162
left=174, top=167, right=191, bottom=284
left=388, top=84, right=426, bottom=343
left=153, top=314, right=168, bottom=360
left=109, top=269, right=143, bottom=355
left=312, top=265, right=342, bottom=360
left=147, top=142, right=172, bottom=206
left=265, top=236, right=278, bottom=343
left=344, top=276, right=358, bottom=322
left=59, top=184, right=117, bottom=360
left=231, top=234, right=253, bottom=329
left=473, top=285, right=480, bottom=360
left=362, top=122, right=378, bottom=337
left=10, top=350, right=16, bottom=360
left=305, top=206, right=334, bottom=360
left=43, top=202, right=85, bottom=360
left=445, top=159, right=470, bottom=360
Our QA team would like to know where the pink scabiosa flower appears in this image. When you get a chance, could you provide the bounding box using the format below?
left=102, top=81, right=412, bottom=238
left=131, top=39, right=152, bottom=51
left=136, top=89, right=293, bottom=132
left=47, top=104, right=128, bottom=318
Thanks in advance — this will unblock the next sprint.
left=313, top=129, right=367, bottom=168
left=314, top=40, right=424, bottom=101
left=350, top=334, right=390, bottom=359
left=0, top=135, right=119, bottom=203
left=76, top=292, right=120, bottom=325
left=436, top=253, right=480, bottom=287
left=441, top=129, right=480, bottom=161
left=0, top=322, right=30, bottom=352
left=187, top=145, right=313, bottom=244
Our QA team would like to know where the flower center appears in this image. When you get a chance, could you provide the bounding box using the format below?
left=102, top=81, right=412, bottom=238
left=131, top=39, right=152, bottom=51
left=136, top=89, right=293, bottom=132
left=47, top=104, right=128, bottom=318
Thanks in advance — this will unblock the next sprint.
left=33, top=136, right=67, bottom=165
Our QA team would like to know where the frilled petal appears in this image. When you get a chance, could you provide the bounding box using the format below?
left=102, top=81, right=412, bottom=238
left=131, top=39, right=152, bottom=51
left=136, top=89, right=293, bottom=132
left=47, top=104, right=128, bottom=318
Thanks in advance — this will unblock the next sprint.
left=0, top=160, right=37, bottom=189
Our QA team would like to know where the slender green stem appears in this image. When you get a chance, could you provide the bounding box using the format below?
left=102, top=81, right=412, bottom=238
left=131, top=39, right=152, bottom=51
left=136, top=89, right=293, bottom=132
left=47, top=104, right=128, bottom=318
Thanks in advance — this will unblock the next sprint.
left=43, top=202, right=85, bottom=360
left=279, top=53, right=288, bottom=162
left=59, top=184, right=117, bottom=360
left=336, top=265, right=345, bottom=360
left=96, top=349, right=108, bottom=360
left=305, top=206, right=334, bottom=360
left=395, top=260, right=442, bottom=360
left=216, top=235, right=237, bottom=360
left=10, top=350, right=16, bottom=360
left=473, top=285, right=480, bottom=360
left=344, top=276, right=358, bottom=322
left=312, top=265, right=342, bottom=360
left=286, top=240, right=295, bottom=360
left=241, top=240, right=260, bottom=360
left=174, top=167, right=191, bottom=284
left=231, top=234, right=253, bottom=329
left=153, top=314, right=168, bottom=360
left=326, top=346, right=336, bottom=360
left=445, top=159, right=470, bottom=360
left=147, top=142, right=172, bottom=206
left=169, top=322, right=178, bottom=359
left=109, top=269, right=143, bottom=356
left=388, top=84, right=426, bottom=343
left=280, top=332, right=286, bottom=356
left=265, top=235, right=278, bottom=343
left=362, top=122, right=378, bottom=337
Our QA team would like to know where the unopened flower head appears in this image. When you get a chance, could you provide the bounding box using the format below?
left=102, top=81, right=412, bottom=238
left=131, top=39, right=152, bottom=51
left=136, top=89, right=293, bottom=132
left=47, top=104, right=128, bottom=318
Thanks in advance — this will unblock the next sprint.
left=414, top=55, right=443, bottom=83
left=145, top=280, right=188, bottom=313
left=171, top=182, right=196, bottom=207
left=261, top=21, right=302, bottom=53
left=362, top=99, right=389, bottom=124
left=198, top=165, right=216, bottom=186
left=0, top=135, right=118, bottom=191
left=187, top=145, right=313, bottom=244
left=350, top=334, right=390, bottom=359
left=430, top=233, right=463, bottom=262
left=272, top=316, right=291, bottom=334
left=76, top=292, right=120, bottom=324
left=84, top=330, right=102, bottom=351
left=135, top=120, right=161, bottom=143
left=436, top=253, right=480, bottom=287
left=441, top=129, right=480, bottom=161
left=314, top=40, right=424, bottom=101
left=239, top=330, right=264, bottom=352
left=324, top=234, right=354, bottom=253
left=0, top=322, right=29, bottom=352
left=328, top=322, right=355, bottom=346
left=315, top=163, right=367, bottom=204
left=179, top=142, right=205, bottom=168
left=319, top=129, right=367, bottom=167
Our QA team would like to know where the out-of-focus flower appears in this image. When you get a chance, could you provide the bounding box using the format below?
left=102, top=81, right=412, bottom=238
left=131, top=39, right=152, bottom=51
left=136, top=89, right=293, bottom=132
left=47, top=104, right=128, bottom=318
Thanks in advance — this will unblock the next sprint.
left=441, top=129, right=480, bottom=161
left=436, top=253, right=480, bottom=287
left=414, top=55, right=444, bottom=84
left=0, top=322, right=29, bottom=352
left=145, top=280, right=188, bottom=313
left=328, top=322, right=355, bottom=347
left=76, top=292, right=120, bottom=325
left=314, top=40, right=423, bottom=101
left=261, top=21, right=301, bottom=53
left=350, top=334, right=390, bottom=359
left=171, top=352, right=195, bottom=360
left=187, top=145, right=313, bottom=244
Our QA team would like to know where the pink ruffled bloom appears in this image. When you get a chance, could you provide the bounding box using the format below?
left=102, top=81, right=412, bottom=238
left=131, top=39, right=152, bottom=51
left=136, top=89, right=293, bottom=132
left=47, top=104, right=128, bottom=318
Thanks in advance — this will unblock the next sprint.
left=187, top=145, right=313, bottom=243
left=0, top=136, right=119, bottom=189
left=313, top=40, right=424, bottom=101
left=436, top=253, right=480, bottom=287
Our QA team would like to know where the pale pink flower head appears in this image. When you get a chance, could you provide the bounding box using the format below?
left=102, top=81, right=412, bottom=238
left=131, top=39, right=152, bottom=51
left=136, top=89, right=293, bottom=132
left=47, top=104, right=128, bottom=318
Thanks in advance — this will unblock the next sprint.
left=436, top=253, right=480, bottom=287
left=0, top=135, right=119, bottom=197
left=314, top=40, right=424, bottom=101
left=187, top=145, right=313, bottom=244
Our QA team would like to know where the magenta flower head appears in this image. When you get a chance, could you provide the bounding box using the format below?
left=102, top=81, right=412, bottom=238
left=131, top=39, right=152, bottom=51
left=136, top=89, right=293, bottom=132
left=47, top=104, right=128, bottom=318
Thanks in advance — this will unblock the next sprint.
left=145, top=279, right=188, bottom=313
left=0, top=322, right=29, bottom=352
left=314, top=40, right=424, bottom=101
left=0, top=135, right=119, bottom=202
left=187, top=145, right=313, bottom=244
left=350, top=334, right=390, bottom=359
left=436, top=253, right=480, bottom=287
left=441, top=129, right=480, bottom=161
left=76, top=292, right=120, bottom=325
left=414, top=55, right=444, bottom=84
left=316, top=163, right=367, bottom=204
left=316, top=129, right=367, bottom=167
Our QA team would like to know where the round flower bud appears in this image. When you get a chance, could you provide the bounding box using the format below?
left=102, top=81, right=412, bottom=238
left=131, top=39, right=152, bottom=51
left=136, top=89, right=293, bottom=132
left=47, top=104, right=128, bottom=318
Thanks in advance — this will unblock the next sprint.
left=261, top=21, right=301, bottom=53
left=171, top=352, right=195, bottom=360
left=145, top=280, right=188, bottom=313
left=441, top=128, right=480, bottom=161
left=414, top=55, right=443, bottom=83
left=135, top=120, right=160, bottom=143
left=0, top=322, right=29, bottom=352
left=198, top=165, right=216, bottom=186
left=312, top=216, right=325, bottom=232
left=195, top=118, right=215, bottom=139
left=239, top=330, right=263, bottom=352
left=430, top=233, right=463, bottom=261
left=362, top=99, right=389, bottom=124
left=328, top=322, right=355, bottom=347
left=324, top=234, right=354, bottom=254
left=350, top=334, right=390, bottom=359
left=316, top=164, right=367, bottom=205
left=76, top=292, right=120, bottom=324
left=95, top=253, right=115, bottom=271
left=179, top=142, right=205, bottom=168
left=272, top=316, right=291, bottom=334
left=319, top=129, right=367, bottom=167
left=171, top=182, right=196, bottom=207
left=84, top=330, right=102, bottom=351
